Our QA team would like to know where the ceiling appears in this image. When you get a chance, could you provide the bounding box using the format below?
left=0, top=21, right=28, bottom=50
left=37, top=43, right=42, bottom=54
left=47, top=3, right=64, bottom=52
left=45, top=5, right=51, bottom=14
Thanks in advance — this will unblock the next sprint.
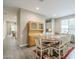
left=3, top=7, right=18, bottom=22
left=3, top=0, right=75, bottom=18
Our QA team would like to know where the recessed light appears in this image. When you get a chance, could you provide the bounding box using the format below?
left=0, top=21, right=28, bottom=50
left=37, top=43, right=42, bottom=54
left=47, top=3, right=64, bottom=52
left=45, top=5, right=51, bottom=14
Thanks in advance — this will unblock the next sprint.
left=36, top=7, right=39, bottom=10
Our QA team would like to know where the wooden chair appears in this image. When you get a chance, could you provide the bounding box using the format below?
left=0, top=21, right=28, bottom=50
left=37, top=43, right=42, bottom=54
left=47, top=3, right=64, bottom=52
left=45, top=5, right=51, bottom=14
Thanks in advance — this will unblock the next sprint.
left=34, top=35, right=50, bottom=59
left=50, top=35, right=71, bottom=59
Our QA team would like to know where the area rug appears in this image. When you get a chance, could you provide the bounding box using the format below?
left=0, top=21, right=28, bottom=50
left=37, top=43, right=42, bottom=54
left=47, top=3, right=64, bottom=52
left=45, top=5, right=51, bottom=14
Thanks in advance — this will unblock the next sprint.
left=33, top=47, right=74, bottom=59
left=61, top=47, right=74, bottom=59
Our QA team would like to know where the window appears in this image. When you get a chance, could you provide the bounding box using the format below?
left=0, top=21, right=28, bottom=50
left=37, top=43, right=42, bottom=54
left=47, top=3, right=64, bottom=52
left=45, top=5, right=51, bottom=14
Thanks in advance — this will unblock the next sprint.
left=61, top=18, right=75, bottom=34
left=61, top=19, right=69, bottom=33
left=68, top=18, right=75, bottom=34
left=11, top=23, right=16, bottom=32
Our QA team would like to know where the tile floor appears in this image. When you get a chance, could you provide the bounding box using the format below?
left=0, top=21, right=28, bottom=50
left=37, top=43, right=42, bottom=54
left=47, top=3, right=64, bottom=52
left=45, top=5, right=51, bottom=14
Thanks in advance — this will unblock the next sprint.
left=3, top=36, right=75, bottom=59
left=3, top=36, right=37, bottom=59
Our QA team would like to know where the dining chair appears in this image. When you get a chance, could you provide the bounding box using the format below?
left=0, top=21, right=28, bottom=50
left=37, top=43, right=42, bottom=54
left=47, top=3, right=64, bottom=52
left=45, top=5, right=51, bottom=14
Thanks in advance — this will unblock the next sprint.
left=34, top=35, right=50, bottom=59
left=50, top=35, right=72, bottom=59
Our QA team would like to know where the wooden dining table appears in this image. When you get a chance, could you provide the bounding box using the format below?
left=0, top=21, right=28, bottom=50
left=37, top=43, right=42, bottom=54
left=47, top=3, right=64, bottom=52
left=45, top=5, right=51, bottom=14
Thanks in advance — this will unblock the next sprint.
left=41, top=34, right=66, bottom=46
left=42, top=38, right=61, bottom=45
left=40, top=35, right=71, bottom=59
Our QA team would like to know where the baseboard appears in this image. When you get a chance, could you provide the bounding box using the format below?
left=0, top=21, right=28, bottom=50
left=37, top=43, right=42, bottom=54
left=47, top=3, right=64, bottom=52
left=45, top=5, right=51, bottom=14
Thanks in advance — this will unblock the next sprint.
left=19, top=44, right=28, bottom=47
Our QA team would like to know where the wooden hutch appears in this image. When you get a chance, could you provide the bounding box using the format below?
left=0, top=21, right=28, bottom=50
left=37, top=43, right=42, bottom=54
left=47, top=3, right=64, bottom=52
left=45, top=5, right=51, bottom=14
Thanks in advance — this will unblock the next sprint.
left=27, top=21, right=44, bottom=47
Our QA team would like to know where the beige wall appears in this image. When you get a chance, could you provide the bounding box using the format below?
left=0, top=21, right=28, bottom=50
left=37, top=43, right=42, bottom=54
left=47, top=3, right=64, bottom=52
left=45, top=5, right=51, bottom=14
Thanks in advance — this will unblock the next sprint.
left=55, top=19, right=61, bottom=33
left=51, top=18, right=55, bottom=34
left=3, top=7, right=18, bottom=22
left=17, top=8, right=47, bottom=46
left=55, top=14, right=75, bottom=34
left=17, top=9, right=21, bottom=45
left=4, top=7, right=47, bottom=46
left=4, top=7, right=75, bottom=46
left=3, top=20, right=7, bottom=39
left=3, top=7, right=17, bottom=39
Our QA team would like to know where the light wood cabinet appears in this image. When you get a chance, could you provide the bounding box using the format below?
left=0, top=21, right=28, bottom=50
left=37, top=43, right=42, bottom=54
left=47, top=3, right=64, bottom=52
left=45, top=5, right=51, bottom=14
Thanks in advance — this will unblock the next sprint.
left=27, top=21, right=44, bottom=47
left=28, top=36, right=36, bottom=46
left=38, top=23, right=43, bottom=30
left=28, top=21, right=44, bottom=30
left=29, top=22, right=37, bottom=30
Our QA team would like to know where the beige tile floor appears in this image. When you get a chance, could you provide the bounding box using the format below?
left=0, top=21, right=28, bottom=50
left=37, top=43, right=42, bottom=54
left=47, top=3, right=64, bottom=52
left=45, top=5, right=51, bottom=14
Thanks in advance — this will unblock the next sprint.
left=3, top=36, right=75, bottom=59
left=3, top=36, right=37, bottom=59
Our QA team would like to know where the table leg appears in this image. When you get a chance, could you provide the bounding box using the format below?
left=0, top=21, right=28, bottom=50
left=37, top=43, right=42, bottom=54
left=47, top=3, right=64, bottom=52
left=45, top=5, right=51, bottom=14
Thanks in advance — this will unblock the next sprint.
left=59, top=49, right=61, bottom=59
left=40, top=50, right=42, bottom=59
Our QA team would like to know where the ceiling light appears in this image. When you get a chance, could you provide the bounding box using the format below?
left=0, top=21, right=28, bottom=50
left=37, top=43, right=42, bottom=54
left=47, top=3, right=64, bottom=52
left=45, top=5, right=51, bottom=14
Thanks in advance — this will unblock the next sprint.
left=36, top=7, right=39, bottom=10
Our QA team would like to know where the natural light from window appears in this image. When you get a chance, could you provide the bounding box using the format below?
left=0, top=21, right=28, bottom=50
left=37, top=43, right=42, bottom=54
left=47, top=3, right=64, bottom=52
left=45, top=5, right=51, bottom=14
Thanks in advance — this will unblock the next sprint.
left=61, top=18, right=75, bottom=35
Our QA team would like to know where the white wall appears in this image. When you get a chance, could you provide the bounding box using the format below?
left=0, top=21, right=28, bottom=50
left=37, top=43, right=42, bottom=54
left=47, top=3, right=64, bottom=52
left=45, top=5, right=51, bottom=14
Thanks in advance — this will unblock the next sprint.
left=51, top=18, right=55, bottom=34
left=18, top=8, right=47, bottom=46
left=55, top=19, right=61, bottom=33
left=3, top=20, right=7, bottom=39
left=3, top=7, right=17, bottom=39
left=3, top=7, right=18, bottom=22
left=55, top=14, right=75, bottom=34
left=3, top=7, right=47, bottom=46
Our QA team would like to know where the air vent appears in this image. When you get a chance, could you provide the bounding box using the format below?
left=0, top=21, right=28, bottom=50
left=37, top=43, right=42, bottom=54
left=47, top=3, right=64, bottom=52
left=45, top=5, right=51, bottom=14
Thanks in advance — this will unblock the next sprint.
left=39, top=0, right=44, bottom=2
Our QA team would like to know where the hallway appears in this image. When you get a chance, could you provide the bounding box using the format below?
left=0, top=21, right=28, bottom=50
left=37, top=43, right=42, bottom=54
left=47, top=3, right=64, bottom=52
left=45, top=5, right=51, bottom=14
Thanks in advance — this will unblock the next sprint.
left=3, top=36, right=37, bottom=59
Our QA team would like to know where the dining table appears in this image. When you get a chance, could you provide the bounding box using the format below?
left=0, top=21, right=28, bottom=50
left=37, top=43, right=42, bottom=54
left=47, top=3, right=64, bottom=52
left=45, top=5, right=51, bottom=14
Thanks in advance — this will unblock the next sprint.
left=40, top=34, right=71, bottom=59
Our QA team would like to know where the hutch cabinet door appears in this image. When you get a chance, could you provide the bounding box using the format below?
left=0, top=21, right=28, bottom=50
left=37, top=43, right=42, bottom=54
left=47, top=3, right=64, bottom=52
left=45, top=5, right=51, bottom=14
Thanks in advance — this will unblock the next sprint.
left=31, top=23, right=37, bottom=30
left=39, top=23, right=43, bottom=29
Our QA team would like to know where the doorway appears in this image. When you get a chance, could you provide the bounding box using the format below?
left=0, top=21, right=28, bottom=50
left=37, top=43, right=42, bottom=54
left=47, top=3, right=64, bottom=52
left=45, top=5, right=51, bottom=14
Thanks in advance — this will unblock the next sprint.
left=7, top=22, right=17, bottom=39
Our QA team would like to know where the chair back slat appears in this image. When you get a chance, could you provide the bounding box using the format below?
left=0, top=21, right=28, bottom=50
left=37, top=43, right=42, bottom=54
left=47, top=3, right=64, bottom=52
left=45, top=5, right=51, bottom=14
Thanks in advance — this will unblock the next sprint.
left=35, top=36, right=42, bottom=47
